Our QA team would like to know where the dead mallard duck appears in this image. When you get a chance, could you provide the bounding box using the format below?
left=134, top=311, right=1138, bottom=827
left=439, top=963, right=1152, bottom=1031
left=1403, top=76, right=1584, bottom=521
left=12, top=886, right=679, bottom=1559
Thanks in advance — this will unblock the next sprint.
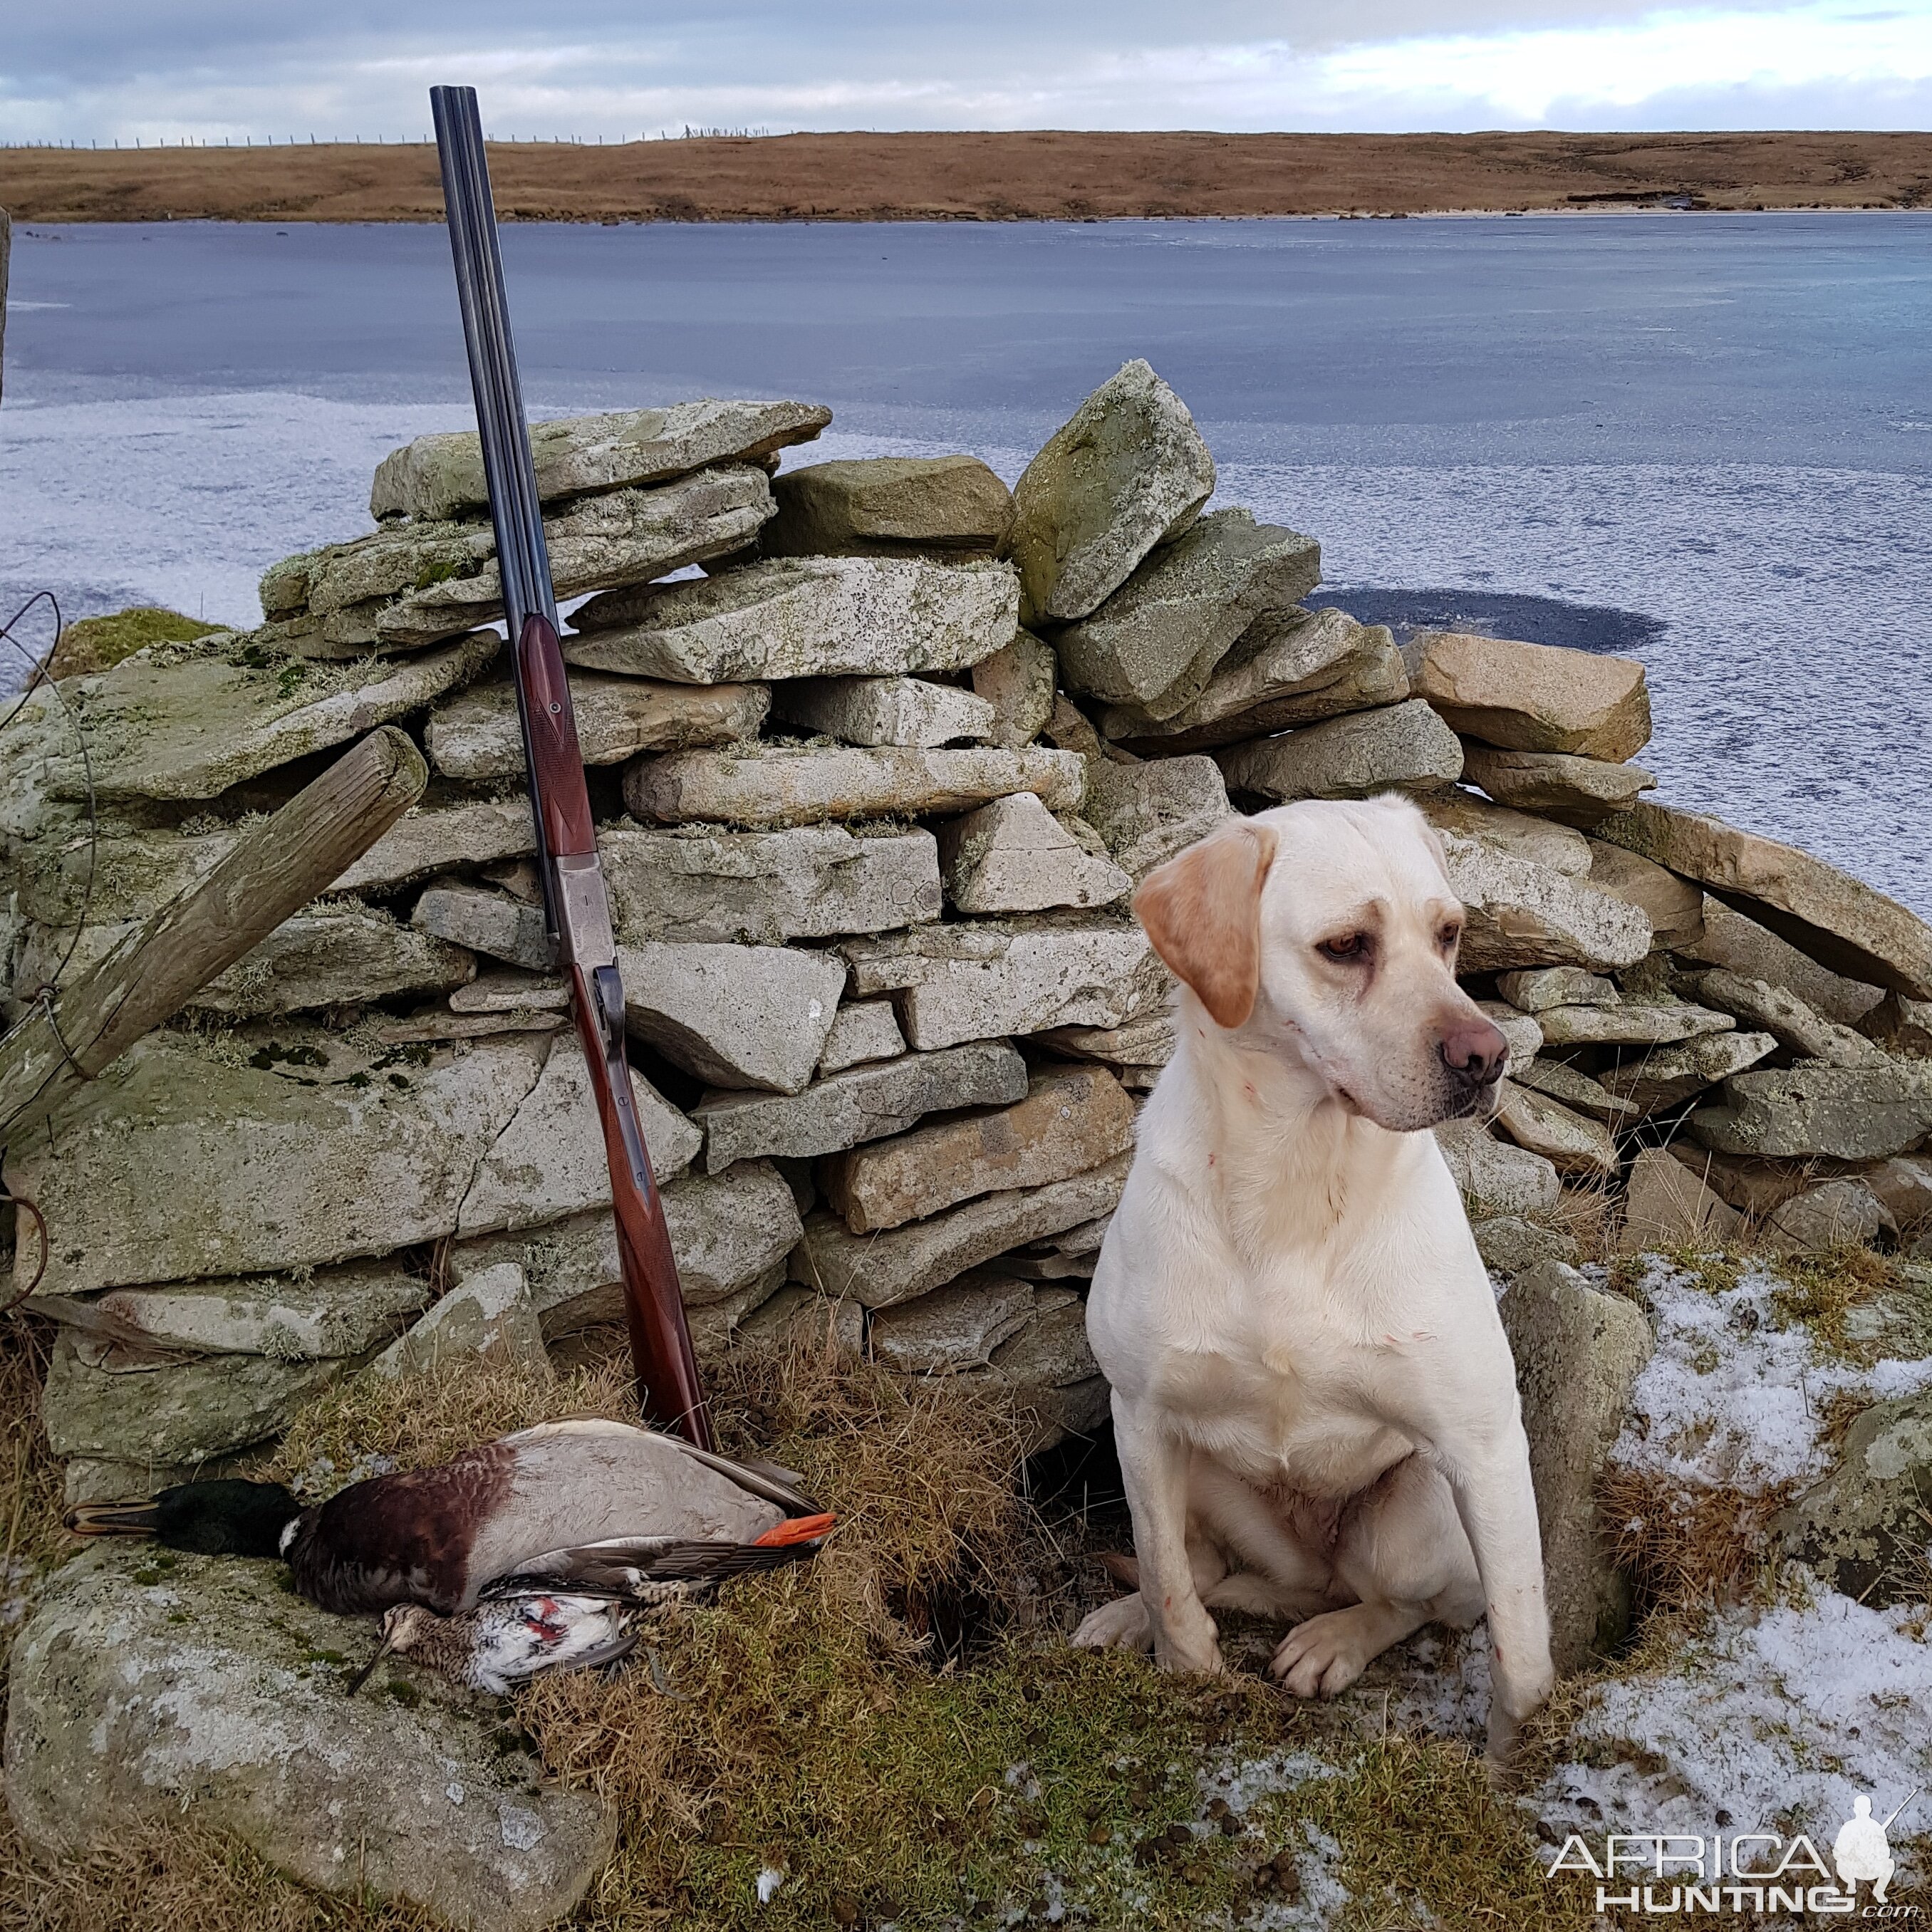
left=68, top=1418, right=835, bottom=1690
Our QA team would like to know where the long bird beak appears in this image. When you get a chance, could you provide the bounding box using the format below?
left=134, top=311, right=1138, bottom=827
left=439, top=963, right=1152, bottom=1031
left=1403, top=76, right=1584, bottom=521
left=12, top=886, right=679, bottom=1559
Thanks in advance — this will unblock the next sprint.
left=347, top=1629, right=398, bottom=1696
left=63, top=1500, right=160, bottom=1537
left=752, top=1512, right=836, bottom=1549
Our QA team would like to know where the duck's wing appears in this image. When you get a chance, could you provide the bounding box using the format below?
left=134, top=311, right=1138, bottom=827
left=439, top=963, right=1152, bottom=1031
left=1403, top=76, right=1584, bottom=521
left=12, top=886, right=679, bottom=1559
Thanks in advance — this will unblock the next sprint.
left=665, top=1439, right=822, bottom=1517
left=496, top=1418, right=653, bottom=1448
left=489, top=1534, right=682, bottom=1594
left=492, top=1421, right=819, bottom=1514
left=541, top=1623, right=640, bottom=1676
left=482, top=1527, right=830, bottom=1602
left=499, top=1418, right=820, bottom=1515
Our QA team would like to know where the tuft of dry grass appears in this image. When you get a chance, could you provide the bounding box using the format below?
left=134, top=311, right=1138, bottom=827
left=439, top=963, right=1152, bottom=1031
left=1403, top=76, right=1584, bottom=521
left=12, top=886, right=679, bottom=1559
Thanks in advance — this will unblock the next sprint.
left=1544, top=1175, right=1622, bottom=1268
left=702, top=1338, right=1030, bottom=1610
left=0, top=1817, right=437, bottom=1932
left=1587, top=1242, right=1785, bottom=1614
left=511, top=1339, right=1037, bottom=1871
left=1596, top=1464, right=1790, bottom=1614
left=261, top=1356, right=637, bottom=1495
left=0, top=1316, right=74, bottom=1678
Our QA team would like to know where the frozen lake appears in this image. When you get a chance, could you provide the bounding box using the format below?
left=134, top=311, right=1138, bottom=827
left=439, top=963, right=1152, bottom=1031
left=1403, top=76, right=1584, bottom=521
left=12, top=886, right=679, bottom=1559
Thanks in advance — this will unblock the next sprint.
left=4, top=214, right=1929, bottom=908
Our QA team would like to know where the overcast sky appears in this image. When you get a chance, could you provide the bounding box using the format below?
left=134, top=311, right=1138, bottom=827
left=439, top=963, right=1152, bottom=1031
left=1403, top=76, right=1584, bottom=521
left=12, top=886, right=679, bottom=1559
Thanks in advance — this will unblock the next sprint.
left=5, top=1, right=1929, bottom=142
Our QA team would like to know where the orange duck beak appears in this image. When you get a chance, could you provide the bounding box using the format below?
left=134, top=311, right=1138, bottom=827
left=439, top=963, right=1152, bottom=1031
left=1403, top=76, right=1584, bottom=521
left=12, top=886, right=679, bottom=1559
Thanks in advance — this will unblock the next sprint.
left=752, top=1512, right=836, bottom=1549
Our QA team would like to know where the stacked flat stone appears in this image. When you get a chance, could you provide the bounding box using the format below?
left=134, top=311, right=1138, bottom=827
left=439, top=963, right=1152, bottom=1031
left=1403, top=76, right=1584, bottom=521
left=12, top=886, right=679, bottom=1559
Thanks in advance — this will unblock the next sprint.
left=12, top=361, right=1932, bottom=1510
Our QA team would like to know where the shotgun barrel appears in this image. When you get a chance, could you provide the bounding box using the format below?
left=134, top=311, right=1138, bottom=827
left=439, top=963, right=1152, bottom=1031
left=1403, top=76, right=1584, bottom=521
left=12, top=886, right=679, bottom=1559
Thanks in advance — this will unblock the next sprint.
left=430, top=85, right=713, bottom=1449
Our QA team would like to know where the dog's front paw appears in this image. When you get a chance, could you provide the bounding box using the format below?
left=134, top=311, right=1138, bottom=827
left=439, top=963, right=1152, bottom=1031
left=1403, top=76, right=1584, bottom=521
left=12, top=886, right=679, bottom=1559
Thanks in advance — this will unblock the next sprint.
left=1072, top=1594, right=1153, bottom=1652
left=1153, top=1604, right=1223, bottom=1676
left=1485, top=1705, right=1528, bottom=1784
left=1483, top=1683, right=1551, bottom=1777
left=1269, top=1609, right=1376, bottom=1698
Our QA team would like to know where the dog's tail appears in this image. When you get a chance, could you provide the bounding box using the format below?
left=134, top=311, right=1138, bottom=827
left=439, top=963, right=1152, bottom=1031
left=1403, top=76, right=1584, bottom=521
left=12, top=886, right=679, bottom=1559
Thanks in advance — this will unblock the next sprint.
left=1097, top=1551, right=1141, bottom=1590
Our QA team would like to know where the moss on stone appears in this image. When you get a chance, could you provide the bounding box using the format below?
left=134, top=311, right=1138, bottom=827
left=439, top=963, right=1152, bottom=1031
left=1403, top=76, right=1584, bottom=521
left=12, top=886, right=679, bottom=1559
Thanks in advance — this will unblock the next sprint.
left=46, top=606, right=222, bottom=681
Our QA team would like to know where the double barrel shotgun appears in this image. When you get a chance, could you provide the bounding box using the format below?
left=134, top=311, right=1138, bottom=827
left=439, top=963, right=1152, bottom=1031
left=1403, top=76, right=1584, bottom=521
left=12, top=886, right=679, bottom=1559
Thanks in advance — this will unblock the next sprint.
left=431, top=85, right=713, bottom=1448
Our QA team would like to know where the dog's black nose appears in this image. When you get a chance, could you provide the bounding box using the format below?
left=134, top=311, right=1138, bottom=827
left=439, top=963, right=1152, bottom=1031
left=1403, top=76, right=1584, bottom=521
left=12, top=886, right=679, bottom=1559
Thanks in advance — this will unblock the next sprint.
left=1439, top=1017, right=1508, bottom=1088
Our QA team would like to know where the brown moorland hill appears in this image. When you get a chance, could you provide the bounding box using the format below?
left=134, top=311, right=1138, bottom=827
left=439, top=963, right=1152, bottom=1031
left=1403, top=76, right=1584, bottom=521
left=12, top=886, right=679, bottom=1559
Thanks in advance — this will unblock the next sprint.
left=3, top=129, right=1930, bottom=223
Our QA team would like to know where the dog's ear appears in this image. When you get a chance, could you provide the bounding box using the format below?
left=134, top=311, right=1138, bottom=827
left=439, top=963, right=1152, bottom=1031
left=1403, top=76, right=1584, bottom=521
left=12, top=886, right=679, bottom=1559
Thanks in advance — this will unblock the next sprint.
left=1133, top=819, right=1279, bottom=1029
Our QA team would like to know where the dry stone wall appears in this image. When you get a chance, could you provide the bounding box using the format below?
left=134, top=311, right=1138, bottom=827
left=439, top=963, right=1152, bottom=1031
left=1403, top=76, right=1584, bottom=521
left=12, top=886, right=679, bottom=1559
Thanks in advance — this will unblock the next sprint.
left=11, top=363, right=1932, bottom=1503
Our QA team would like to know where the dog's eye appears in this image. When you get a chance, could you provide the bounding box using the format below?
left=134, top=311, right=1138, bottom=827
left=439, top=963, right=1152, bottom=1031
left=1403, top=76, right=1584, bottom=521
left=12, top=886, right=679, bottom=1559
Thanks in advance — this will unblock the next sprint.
left=1319, top=934, right=1366, bottom=961
left=1438, top=924, right=1463, bottom=951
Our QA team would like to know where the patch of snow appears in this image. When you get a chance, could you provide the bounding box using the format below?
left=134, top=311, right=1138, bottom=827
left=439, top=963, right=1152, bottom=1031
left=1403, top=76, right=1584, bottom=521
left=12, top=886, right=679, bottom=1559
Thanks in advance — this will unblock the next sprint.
left=1539, top=1584, right=1932, bottom=1859
left=1180, top=1752, right=1351, bottom=1925
left=1200, top=1749, right=1339, bottom=1816
left=1611, top=1260, right=1932, bottom=1492
left=1284, top=1824, right=1351, bottom=1930
left=1378, top=1624, right=1493, bottom=1746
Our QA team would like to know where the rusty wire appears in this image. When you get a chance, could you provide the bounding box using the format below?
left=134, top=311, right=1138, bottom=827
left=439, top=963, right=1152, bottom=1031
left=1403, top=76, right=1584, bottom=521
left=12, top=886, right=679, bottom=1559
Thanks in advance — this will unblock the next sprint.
left=0, top=591, right=95, bottom=1310
left=0, top=1195, right=48, bottom=1312
left=0, top=591, right=98, bottom=1002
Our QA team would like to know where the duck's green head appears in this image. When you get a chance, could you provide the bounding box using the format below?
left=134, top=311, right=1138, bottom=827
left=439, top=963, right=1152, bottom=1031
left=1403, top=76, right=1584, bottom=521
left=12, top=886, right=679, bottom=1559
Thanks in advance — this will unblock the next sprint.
left=66, top=1480, right=304, bottom=1559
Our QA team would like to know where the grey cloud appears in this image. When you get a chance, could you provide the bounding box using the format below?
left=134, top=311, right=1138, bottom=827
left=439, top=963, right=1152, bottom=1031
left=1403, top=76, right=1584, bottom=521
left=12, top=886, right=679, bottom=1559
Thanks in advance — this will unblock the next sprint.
left=1538, top=72, right=1932, bottom=130
left=2, top=0, right=1909, bottom=140
left=9, top=0, right=1822, bottom=97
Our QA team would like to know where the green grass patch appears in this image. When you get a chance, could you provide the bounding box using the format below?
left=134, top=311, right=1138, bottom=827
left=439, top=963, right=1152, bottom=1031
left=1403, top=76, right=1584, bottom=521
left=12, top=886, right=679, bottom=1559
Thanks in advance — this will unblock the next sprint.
left=1770, top=1241, right=1894, bottom=1361
left=568, top=1638, right=1305, bottom=1928
left=1300, top=1733, right=1592, bottom=1931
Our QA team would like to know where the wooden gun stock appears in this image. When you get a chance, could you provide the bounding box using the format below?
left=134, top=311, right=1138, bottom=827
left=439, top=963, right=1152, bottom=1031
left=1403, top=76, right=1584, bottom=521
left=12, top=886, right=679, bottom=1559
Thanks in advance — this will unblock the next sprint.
left=523, top=612, right=712, bottom=1448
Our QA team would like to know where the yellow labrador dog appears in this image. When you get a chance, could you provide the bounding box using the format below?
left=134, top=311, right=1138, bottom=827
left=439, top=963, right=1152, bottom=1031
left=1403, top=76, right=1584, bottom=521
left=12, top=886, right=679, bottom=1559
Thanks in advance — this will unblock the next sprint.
left=1073, top=794, right=1552, bottom=1764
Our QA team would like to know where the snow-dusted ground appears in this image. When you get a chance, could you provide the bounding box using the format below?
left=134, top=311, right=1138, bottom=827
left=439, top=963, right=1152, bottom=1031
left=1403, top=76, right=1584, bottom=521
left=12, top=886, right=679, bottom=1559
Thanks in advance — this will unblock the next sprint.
left=1607, top=1258, right=1932, bottom=1492
left=1539, top=1257, right=1931, bottom=1854
left=1193, top=1577, right=1931, bottom=1911
left=1541, top=1584, right=1932, bottom=1853
left=1376, top=1623, right=1494, bottom=1745
left=1193, top=1753, right=1350, bottom=1929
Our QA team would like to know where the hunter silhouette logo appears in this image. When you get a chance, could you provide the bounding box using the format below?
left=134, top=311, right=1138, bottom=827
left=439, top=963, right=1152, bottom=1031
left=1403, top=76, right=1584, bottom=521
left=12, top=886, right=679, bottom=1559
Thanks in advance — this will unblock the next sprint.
left=1834, top=1790, right=1919, bottom=1904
